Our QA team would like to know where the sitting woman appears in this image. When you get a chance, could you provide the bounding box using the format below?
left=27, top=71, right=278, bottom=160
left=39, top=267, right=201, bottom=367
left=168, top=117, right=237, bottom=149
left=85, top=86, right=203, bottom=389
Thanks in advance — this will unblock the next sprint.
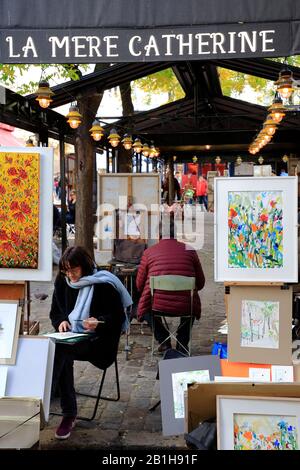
left=50, top=246, right=132, bottom=440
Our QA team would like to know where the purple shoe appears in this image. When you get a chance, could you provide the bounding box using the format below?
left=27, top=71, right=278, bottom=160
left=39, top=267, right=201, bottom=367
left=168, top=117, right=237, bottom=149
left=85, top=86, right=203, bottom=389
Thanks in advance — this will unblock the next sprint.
left=55, top=416, right=76, bottom=440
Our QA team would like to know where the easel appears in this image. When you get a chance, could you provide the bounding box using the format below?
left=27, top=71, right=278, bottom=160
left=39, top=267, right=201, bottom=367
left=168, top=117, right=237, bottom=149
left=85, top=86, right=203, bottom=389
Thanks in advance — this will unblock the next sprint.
left=0, top=281, right=29, bottom=334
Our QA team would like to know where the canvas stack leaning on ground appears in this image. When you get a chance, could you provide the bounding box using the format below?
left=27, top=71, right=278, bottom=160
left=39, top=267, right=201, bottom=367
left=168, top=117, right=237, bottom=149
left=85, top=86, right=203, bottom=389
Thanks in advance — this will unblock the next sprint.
left=227, top=286, right=292, bottom=365
left=214, top=177, right=298, bottom=282
left=159, top=355, right=221, bottom=436
left=0, top=147, right=53, bottom=281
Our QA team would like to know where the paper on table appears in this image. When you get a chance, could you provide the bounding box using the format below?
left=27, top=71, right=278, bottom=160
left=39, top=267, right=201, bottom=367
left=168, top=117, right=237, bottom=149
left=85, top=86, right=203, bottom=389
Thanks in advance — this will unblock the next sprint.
left=43, top=332, right=89, bottom=340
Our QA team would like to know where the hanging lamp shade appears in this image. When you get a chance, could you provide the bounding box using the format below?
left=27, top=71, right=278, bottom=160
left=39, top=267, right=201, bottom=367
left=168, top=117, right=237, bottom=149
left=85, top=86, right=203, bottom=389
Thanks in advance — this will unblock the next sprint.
left=89, top=120, right=104, bottom=141
left=258, top=156, right=264, bottom=164
left=108, top=129, right=120, bottom=147
left=35, top=81, right=54, bottom=108
left=121, top=134, right=133, bottom=150
left=142, top=143, right=150, bottom=157
left=132, top=138, right=142, bottom=153
left=267, top=97, right=286, bottom=123
left=154, top=147, right=160, bottom=157
left=26, top=137, right=34, bottom=147
left=275, top=68, right=294, bottom=100
left=66, top=105, right=82, bottom=129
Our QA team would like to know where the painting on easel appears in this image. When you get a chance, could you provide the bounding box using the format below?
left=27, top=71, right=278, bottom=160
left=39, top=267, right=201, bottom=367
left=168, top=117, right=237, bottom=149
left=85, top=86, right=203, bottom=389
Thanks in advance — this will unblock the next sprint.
left=0, top=152, right=40, bottom=269
left=240, top=299, right=279, bottom=349
left=228, top=286, right=292, bottom=365
left=228, top=191, right=283, bottom=269
left=214, top=177, right=298, bottom=282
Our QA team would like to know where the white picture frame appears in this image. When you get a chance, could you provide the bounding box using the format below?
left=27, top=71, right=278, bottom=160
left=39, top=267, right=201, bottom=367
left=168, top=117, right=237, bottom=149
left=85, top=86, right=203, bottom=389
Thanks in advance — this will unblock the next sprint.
left=2, top=336, right=55, bottom=421
left=0, top=301, right=21, bottom=365
left=0, top=147, right=53, bottom=281
left=217, top=395, right=300, bottom=450
left=214, top=177, right=298, bottom=282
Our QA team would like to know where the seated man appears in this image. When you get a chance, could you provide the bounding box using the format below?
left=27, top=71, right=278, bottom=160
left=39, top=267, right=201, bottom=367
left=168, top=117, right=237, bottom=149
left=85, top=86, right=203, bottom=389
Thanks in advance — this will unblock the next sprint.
left=136, top=215, right=205, bottom=354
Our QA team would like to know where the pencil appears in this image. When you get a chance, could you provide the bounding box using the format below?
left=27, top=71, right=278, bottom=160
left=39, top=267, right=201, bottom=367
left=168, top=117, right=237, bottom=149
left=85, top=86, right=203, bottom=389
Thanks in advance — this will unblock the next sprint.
left=73, top=319, right=105, bottom=324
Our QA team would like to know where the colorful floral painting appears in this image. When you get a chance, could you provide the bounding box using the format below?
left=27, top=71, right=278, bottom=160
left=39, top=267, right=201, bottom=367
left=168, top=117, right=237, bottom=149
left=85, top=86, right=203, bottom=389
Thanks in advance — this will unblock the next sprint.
left=171, top=370, right=210, bottom=418
left=240, top=300, right=279, bottom=349
left=234, top=414, right=298, bottom=450
left=0, top=152, right=39, bottom=269
left=228, top=191, right=283, bottom=268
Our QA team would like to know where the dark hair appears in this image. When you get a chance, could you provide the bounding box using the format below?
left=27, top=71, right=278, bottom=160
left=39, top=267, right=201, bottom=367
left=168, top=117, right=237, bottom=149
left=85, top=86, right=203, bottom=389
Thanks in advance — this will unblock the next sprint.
left=59, top=246, right=95, bottom=277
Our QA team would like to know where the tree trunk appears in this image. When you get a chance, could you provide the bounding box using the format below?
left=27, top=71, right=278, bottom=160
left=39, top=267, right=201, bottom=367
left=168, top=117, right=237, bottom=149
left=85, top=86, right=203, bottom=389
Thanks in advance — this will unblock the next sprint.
left=118, top=82, right=134, bottom=173
left=74, top=91, right=103, bottom=258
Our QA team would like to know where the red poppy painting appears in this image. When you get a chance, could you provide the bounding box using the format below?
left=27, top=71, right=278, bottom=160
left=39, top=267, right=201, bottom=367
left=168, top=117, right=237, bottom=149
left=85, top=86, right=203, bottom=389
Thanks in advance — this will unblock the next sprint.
left=0, top=152, right=40, bottom=269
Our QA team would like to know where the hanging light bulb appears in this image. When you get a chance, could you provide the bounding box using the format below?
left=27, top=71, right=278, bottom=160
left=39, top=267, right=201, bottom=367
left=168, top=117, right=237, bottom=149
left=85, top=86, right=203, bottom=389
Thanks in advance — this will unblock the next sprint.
left=192, top=156, right=198, bottom=163
left=205, top=145, right=211, bottom=150
left=215, top=156, right=221, bottom=164
left=121, top=134, right=133, bottom=150
left=262, top=115, right=277, bottom=136
left=275, top=67, right=294, bottom=100
left=65, top=104, right=82, bottom=129
left=26, top=137, right=34, bottom=147
left=282, top=154, right=289, bottom=163
left=108, top=129, right=120, bottom=147
left=142, top=143, right=150, bottom=157
left=258, top=156, right=264, bottom=165
left=34, top=81, right=54, bottom=108
left=267, top=96, right=286, bottom=123
left=236, top=156, right=242, bottom=165
left=89, top=120, right=104, bottom=141
left=154, top=147, right=160, bottom=158
left=132, top=138, right=142, bottom=154
left=149, top=144, right=156, bottom=158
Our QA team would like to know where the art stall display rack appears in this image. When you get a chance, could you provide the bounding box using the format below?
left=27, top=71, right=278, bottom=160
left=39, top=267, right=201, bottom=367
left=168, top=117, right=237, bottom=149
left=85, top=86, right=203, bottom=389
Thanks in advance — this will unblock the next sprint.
left=192, top=175, right=300, bottom=450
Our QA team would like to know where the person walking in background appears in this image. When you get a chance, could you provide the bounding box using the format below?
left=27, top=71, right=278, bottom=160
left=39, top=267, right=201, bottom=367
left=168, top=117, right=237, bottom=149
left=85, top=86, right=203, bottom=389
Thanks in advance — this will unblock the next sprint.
left=196, top=175, right=208, bottom=211
left=66, top=189, right=76, bottom=225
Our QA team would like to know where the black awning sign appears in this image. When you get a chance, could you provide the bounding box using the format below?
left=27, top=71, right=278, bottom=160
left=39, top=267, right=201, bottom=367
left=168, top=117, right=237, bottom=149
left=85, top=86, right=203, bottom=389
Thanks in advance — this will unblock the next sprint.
left=0, top=23, right=290, bottom=63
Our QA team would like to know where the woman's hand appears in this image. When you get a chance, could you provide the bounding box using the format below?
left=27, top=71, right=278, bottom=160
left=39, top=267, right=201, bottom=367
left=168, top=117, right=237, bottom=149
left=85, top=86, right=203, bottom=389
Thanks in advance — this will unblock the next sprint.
left=58, top=320, right=71, bottom=332
left=83, top=317, right=98, bottom=331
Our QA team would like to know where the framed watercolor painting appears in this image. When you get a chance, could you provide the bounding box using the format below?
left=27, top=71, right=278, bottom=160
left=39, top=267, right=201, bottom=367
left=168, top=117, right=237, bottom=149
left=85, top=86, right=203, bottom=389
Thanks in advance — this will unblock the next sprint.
left=228, top=286, right=292, bottom=365
left=159, top=355, right=221, bottom=436
left=217, top=395, right=300, bottom=450
left=0, top=147, right=53, bottom=281
left=214, top=177, right=298, bottom=282
left=0, top=300, right=21, bottom=365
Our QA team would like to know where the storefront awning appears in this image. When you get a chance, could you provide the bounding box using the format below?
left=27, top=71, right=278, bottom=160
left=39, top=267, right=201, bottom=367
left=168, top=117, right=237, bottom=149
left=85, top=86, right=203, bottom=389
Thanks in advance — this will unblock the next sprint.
left=0, top=123, right=22, bottom=147
left=0, top=0, right=299, bottom=63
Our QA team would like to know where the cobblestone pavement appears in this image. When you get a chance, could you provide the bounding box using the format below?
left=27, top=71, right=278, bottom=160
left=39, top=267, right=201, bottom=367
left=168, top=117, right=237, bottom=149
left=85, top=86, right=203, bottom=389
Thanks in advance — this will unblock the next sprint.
left=29, top=213, right=225, bottom=449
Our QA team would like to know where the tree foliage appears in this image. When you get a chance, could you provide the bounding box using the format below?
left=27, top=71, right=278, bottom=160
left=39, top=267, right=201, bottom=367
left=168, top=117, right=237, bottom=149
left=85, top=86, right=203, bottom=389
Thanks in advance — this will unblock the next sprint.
left=133, top=68, right=185, bottom=104
left=0, top=64, right=85, bottom=94
left=218, top=56, right=300, bottom=103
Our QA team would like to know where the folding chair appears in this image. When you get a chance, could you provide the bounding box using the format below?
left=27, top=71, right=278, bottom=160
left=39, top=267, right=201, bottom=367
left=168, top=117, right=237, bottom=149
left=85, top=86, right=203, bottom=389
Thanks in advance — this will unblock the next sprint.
left=150, top=275, right=196, bottom=357
left=51, top=358, right=120, bottom=422
left=75, top=358, right=120, bottom=421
